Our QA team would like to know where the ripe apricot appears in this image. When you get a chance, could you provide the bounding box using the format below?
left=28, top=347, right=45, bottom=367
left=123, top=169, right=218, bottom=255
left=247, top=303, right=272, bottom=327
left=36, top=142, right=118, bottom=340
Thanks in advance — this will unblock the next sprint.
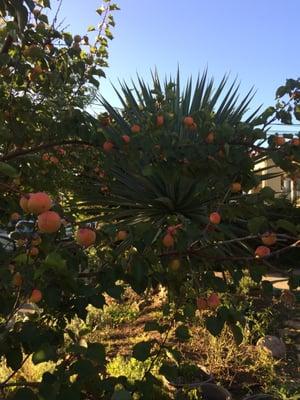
left=76, top=228, right=96, bottom=247
left=291, top=137, right=300, bottom=146
left=29, top=289, right=42, bottom=303
left=19, top=195, right=30, bottom=213
left=131, top=124, right=141, bottom=133
left=197, top=297, right=208, bottom=311
left=38, top=211, right=61, bottom=233
left=189, top=122, right=198, bottom=131
left=57, top=147, right=66, bottom=155
left=209, top=212, right=221, bottom=225
left=197, top=297, right=208, bottom=310
left=28, top=246, right=39, bottom=257
left=183, top=116, right=194, bottom=126
left=162, top=233, right=174, bottom=248
left=12, top=272, right=22, bottom=287
left=31, top=235, right=42, bottom=246
left=116, top=230, right=128, bottom=241
left=231, top=182, right=242, bottom=193
left=167, top=226, right=177, bottom=235
left=49, top=156, right=59, bottom=164
left=167, top=224, right=182, bottom=235
left=122, top=135, right=130, bottom=144
left=207, top=293, right=220, bottom=309
left=27, top=192, right=52, bottom=214
left=100, top=185, right=109, bottom=193
left=103, top=141, right=114, bottom=152
left=42, top=153, right=50, bottom=161
left=255, top=245, right=271, bottom=258
left=156, top=115, right=164, bottom=127
left=10, top=212, right=21, bottom=222
left=205, top=132, right=215, bottom=144
left=169, top=258, right=181, bottom=271
left=261, top=232, right=277, bottom=246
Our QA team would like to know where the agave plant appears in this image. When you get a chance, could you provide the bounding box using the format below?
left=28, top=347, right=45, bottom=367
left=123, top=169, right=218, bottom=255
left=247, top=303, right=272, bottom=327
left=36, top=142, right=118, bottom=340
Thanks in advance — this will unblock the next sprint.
left=74, top=71, right=298, bottom=278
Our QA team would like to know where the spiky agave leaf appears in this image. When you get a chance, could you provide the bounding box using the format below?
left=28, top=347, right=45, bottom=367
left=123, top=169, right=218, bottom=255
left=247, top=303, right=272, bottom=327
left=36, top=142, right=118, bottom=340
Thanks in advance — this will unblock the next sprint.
left=74, top=70, right=299, bottom=273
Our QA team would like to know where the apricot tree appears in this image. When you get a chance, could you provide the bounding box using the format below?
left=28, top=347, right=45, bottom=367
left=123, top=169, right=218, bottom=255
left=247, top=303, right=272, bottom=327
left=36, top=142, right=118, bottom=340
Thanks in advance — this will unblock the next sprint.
left=0, top=2, right=299, bottom=399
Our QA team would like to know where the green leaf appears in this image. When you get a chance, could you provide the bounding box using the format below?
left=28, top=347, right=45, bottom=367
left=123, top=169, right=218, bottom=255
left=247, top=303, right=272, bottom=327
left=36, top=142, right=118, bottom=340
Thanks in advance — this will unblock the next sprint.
left=16, top=5, right=29, bottom=32
left=129, top=257, right=148, bottom=294
left=175, top=325, right=190, bottom=341
left=229, top=323, right=243, bottom=345
left=6, top=346, right=23, bottom=371
left=87, top=25, right=96, bottom=32
left=276, top=86, right=287, bottom=98
left=70, top=359, right=96, bottom=380
left=111, top=388, right=132, bottom=400
left=85, top=343, right=105, bottom=365
left=210, top=276, right=227, bottom=292
left=205, top=316, right=224, bottom=336
left=159, top=362, right=178, bottom=381
left=57, top=386, right=81, bottom=400
left=0, top=161, right=19, bottom=178
left=32, top=343, right=56, bottom=365
left=96, top=6, right=105, bottom=15
left=288, top=275, right=300, bottom=290
left=294, top=105, right=300, bottom=121
left=276, top=219, right=297, bottom=235
left=261, top=280, right=273, bottom=295
left=249, top=264, right=265, bottom=283
left=89, top=294, right=105, bottom=309
left=25, top=0, right=36, bottom=11
left=12, top=388, right=38, bottom=400
left=259, top=187, right=275, bottom=199
left=44, top=252, right=66, bottom=270
left=63, top=32, right=73, bottom=46
left=38, top=14, right=49, bottom=23
left=247, top=216, right=268, bottom=234
left=0, top=53, right=10, bottom=66
left=106, top=284, right=124, bottom=300
left=183, top=303, right=196, bottom=318
left=132, top=341, right=153, bottom=361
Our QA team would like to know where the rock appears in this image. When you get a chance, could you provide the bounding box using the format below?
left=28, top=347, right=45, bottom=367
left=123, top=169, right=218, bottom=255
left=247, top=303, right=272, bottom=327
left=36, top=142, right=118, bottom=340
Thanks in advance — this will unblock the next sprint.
left=256, top=335, right=286, bottom=358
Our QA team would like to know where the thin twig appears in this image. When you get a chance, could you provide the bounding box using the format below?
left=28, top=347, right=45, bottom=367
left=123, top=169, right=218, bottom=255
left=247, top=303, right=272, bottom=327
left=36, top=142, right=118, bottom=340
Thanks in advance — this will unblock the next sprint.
left=1, top=140, right=97, bottom=161
left=0, top=354, right=31, bottom=387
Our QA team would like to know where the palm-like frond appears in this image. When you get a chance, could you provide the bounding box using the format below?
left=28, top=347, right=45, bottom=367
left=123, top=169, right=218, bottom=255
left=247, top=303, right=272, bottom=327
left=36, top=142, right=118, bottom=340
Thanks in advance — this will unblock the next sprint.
left=76, top=70, right=289, bottom=263
left=96, top=69, right=258, bottom=125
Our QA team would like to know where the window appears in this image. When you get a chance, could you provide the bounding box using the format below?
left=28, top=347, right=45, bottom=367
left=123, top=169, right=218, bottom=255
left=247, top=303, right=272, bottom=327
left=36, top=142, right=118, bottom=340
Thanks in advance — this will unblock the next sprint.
left=281, top=176, right=292, bottom=200
left=296, top=179, right=300, bottom=200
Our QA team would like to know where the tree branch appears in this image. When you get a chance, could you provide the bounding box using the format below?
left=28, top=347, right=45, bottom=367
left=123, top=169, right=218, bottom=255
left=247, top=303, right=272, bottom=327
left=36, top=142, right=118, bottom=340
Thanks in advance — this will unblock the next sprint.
left=1, top=34, right=13, bottom=54
left=1, top=140, right=97, bottom=161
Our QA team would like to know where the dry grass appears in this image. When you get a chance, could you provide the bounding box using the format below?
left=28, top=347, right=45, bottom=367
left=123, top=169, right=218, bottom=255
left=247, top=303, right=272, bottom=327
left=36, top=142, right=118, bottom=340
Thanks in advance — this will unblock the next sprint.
left=0, top=286, right=298, bottom=399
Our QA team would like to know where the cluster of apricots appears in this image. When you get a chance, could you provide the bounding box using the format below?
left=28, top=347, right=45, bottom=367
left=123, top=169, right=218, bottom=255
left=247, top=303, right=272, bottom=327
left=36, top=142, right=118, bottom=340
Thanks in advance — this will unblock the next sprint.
left=100, top=115, right=284, bottom=266
left=254, top=232, right=277, bottom=259
left=162, top=224, right=183, bottom=248
left=12, top=192, right=99, bottom=304
left=197, top=293, right=221, bottom=311
left=41, top=146, right=66, bottom=165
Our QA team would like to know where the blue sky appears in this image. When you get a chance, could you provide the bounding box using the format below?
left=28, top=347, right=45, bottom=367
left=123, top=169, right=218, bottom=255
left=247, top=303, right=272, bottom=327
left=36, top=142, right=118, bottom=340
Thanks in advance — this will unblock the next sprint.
left=54, top=0, right=299, bottom=132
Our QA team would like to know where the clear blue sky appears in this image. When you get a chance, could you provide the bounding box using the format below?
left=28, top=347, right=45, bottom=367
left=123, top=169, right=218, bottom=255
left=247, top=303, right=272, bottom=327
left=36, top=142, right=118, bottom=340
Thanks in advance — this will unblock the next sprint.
left=55, top=0, right=299, bottom=131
